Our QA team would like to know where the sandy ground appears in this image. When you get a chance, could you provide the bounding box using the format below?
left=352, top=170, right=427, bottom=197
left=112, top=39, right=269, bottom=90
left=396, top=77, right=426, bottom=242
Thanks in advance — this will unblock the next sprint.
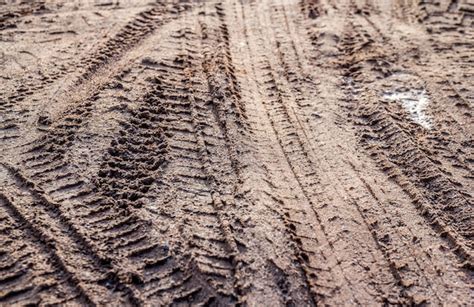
left=0, top=0, right=473, bottom=305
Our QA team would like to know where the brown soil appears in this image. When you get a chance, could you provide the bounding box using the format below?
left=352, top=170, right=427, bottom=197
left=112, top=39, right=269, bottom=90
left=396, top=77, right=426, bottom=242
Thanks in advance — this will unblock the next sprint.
left=0, top=0, right=472, bottom=305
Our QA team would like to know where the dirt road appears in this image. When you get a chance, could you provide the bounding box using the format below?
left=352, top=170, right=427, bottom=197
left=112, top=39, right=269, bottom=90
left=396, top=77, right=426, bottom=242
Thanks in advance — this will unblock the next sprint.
left=0, top=0, right=473, bottom=305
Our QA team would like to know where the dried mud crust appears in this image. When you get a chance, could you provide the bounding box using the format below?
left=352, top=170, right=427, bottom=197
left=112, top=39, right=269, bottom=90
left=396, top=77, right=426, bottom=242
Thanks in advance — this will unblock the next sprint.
left=0, top=0, right=472, bottom=305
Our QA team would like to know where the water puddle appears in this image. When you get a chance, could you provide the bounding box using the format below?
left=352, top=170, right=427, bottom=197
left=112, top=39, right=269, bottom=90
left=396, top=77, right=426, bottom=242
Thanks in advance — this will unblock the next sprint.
left=383, top=88, right=432, bottom=129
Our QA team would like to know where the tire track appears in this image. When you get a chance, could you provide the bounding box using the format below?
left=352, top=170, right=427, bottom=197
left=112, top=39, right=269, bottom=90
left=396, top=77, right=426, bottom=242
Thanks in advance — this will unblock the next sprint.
left=339, top=8, right=473, bottom=264
left=0, top=3, right=144, bottom=130
left=232, top=1, right=333, bottom=304
left=386, top=1, right=474, bottom=191
left=0, top=195, right=78, bottom=305
left=220, top=1, right=325, bottom=304
left=130, top=16, right=243, bottom=304
left=235, top=1, right=400, bottom=304
left=1, top=0, right=472, bottom=305
left=256, top=1, right=409, bottom=304
left=1, top=5, right=247, bottom=304
left=86, top=7, right=248, bottom=304
left=0, top=163, right=139, bottom=305
left=78, top=1, right=190, bottom=82
left=264, top=0, right=472, bottom=304
left=1, top=15, right=218, bottom=306
left=0, top=1, right=190, bottom=156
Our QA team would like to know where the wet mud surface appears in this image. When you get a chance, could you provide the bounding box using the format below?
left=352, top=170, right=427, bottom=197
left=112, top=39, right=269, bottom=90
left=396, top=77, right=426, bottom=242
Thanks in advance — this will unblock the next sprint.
left=0, top=0, right=473, bottom=305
